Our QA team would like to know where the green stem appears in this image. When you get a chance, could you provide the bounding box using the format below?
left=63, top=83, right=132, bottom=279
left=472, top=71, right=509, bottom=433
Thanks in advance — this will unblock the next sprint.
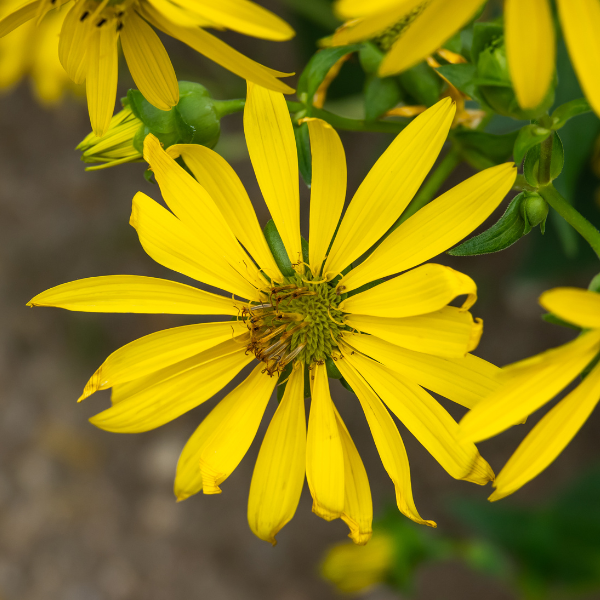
left=213, top=98, right=246, bottom=119
left=538, top=132, right=553, bottom=186
left=539, top=184, right=600, bottom=259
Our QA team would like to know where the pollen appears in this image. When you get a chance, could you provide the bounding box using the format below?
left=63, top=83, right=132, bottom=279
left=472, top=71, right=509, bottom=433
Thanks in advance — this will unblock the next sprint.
left=243, top=273, right=346, bottom=375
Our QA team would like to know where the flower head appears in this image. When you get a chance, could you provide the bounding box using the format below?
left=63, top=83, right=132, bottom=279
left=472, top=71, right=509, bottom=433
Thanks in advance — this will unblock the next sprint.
left=0, top=0, right=81, bottom=104
left=1, top=0, right=294, bottom=136
left=459, top=287, right=600, bottom=501
left=29, top=84, right=516, bottom=544
left=333, top=0, right=600, bottom=117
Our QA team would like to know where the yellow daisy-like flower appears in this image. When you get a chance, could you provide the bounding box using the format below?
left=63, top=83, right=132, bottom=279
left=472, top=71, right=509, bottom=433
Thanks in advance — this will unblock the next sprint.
left=460, top=287, right=600, bottom=501
left=333, top=0, right=600, bottom=115
left=29, top=84, right=516, bottom=545
left=0, top=0, right=294, bottom=136
left=0, top=0, right=80, bottom=104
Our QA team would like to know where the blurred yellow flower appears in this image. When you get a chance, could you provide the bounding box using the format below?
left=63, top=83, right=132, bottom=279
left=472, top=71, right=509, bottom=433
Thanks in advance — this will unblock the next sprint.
left=460, top=287, right=600, bottom=500
left=29, top=85, right=515, bottom=544
left=333, top=0, right=600, bottom=116
left=321, top=532, right=395, bottom=593
left=0, top=0, right=294, bottom=136
left=0, top=0, right=81, bottom=104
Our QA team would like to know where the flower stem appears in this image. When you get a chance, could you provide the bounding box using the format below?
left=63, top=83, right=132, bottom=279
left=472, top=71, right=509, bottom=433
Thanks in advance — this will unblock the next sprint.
left=539, top=183, right=600, bottom=260
left=212, top=98, right=246, bottom=119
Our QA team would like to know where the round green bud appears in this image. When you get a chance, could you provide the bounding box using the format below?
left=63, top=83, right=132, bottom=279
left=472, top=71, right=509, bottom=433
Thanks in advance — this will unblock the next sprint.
left=173, top=82, right=221, bottom=149
left=520, top=192, right=549, bottom=228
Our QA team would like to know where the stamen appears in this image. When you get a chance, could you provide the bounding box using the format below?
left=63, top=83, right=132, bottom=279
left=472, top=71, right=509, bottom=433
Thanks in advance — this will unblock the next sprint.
left=278, top=344, right=306, bottom=368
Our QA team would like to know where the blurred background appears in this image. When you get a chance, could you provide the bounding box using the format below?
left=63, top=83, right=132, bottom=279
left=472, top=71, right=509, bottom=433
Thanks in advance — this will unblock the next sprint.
left=1, top=1, right=600, bottom=599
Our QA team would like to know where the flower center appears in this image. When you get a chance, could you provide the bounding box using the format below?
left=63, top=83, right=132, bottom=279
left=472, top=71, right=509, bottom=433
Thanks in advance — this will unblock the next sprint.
left=374, top=1, right=429, bottom=51
left=244, top=274, right=345, bottom=375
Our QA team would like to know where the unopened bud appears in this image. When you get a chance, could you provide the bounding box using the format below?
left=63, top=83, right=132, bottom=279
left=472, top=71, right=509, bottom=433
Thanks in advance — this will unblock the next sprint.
left=520, top=192, right=549, bottom=233
left=78, top=81, right=244, bottom=170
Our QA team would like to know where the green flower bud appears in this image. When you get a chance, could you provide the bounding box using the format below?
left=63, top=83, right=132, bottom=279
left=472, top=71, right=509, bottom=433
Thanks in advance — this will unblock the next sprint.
left=520, top=191, right=549, bottom=233
left=78, top=81, right=245, bottom=170
left=477, top=37, right=554, bottom=120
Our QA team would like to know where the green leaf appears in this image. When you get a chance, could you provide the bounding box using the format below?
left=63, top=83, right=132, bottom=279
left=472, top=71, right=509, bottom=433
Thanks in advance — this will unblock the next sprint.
left=435, top=63, right=488, bottom=107
left=263, top=219, right=295, bottom=277
left=541, top=313, right=581, bottom=330
left=326, top=357, right=342, bottom=379
left=513, top=124, right=551, bottom=164
left=523, top=131, right=564, bottom=187
left=453, top=129, right=519, bottom=165
left=551, top=98, right=593, bottom=130
left=346, top=278, right=384, bottom=298
left=398, top=62, right=442, bottom=107
left=358, top=42, right=384, bottom=74
left=364, top=75, right=403, bottom=121
left=339, top=377, right=354, bottom=393
left=471, top=22, right=503, bottom=65
left=297, top=44, right=361, bottom=105
left=448, top=193, right=526, bottom=256
left=294, top=122, right=312, bottom=187
left=301, top=236, right=309, bottom=265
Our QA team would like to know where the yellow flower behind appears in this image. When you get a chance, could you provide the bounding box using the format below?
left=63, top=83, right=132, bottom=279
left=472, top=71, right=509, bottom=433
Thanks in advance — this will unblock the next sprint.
left=29, top=84, right=516, bottom=545
left=0, top=0, right=81, bottom=104
left=460, top=287, right=600, bottom=501
left=333, top=0, right=600, bottom=116
left=0, top=0, right=294, bottom=136
left=321, top=532, right=395, bottom=593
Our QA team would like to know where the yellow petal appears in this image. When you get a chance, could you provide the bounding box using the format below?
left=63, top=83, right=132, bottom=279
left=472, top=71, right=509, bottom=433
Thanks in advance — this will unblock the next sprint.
left=345, top=306, right=482, bottom=359
left=505, top=0, right=555, bottom=110
left=334, top=406, right=373, bottom=545
left=80, top=321, right=248, bottom=400
left=175, top=364, right=277, bottom=498
left=556, top=0, right=600, bottom=116
left=90, top=340, right=253, bottom=433
left=340, top=263, right=476, bottom=318
left=344, top=332, right=503, bottom=409
left=27, top=275, right=243, bottom=315
left=344, top=350, right=494, bottom=485
left=332, top=1, right=422, bottom=46
left=459, top=330, right=600, bottom=443
left=490, top=363, right=600, bottom=501
left=335, top=0, right=414, bottom=19
left=306, top=119, right=347, bottom=275
left=247, top=364, right=306, bottom=545
left=166, top=144, right=282, bottom=282
left=139, top=2, right=294, bottom=93
left=340, top=163, right=516, bottom=293
left=539, top=287, right=600, bottom=330
left=58, top=2, right=90, bottom=84
left=335, top=354, right=435, bottom=527
left=244, top=82, right=302, bottom=266
left=145, top=0, right=212, bottom=27
left=323, top=99, right=455, bottom=279
left=143, top=135, right=264, bottom=290
left=86, top=19, right=119, bottom=137
left=130, top=192, right=259, bottom=300
left=379, top=0, right=485, bottom=76
left=306, top=363, right=345, bottom=521
left=169, top=0, right=295, bottom=41
left=120, top=10, right=179, bottom=111
left=0, top=0, right=40, bottom=37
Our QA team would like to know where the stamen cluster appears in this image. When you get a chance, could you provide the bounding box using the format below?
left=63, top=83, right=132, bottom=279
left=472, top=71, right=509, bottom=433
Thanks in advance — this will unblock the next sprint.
left=243, top=274, right=346, bottom=375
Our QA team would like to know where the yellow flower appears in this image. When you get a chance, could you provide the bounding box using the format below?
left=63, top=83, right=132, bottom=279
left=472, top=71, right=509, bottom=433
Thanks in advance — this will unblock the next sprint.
left=0, top=0, right=294, bottom=136
left=0, top=0, right=81, bottom=104
left=321, top=532, right=395, bottom=593
left=77, top=105, right=143, bottom=169
left=28, top=84, right=516, bottom=544
left=333, top=0, right=600, bottom=116
left=459, top=287, right=600, bottom=501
